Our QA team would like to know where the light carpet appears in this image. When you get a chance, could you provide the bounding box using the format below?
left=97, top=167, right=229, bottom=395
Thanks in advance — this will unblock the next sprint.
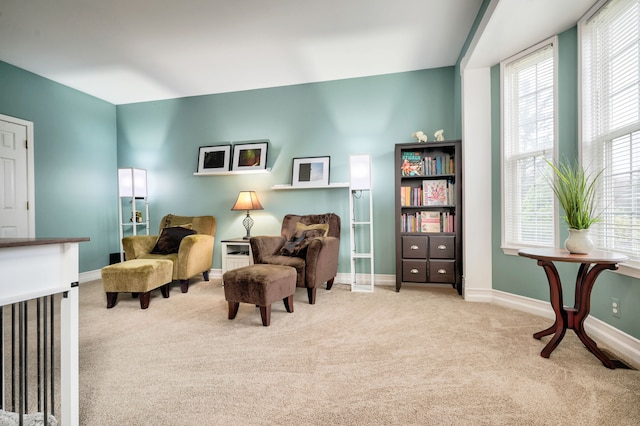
left=78, top=278, right=640, bottom=425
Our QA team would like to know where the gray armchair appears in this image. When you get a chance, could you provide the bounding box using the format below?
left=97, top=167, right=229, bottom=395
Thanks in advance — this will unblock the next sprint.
left=249, top=213, right=340, bottom=304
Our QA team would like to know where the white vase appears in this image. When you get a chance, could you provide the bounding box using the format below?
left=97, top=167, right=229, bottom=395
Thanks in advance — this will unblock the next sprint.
left=564, top=228, right=594, bottom=254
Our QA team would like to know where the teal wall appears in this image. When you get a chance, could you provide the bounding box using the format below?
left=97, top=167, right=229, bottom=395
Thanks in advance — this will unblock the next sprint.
left=490, top=28, right=640, bottom=338
left=0, top=61, right=118, bottom=272
left=116, top=68, right=456, bottom=273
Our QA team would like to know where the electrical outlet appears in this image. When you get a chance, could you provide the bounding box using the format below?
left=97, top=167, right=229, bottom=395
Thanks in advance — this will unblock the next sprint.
left=612, top=297, right=621, bottom=318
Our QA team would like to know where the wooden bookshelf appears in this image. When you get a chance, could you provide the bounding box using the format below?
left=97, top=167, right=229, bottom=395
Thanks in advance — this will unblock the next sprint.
left=395, top=141, right=463, bottom=295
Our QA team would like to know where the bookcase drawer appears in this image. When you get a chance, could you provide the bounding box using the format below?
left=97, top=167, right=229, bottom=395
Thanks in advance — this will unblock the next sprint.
left=429, top=260, right=456, bottom=283
left=402, top=236, right=428, bottom=259
left=402, top=260, right=427, bottom=282
left=429, top=236, right=455, bottom=259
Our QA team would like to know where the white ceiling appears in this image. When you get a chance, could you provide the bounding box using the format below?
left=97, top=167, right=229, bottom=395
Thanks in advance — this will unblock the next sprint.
left=0, top=0, right=599, bottom=106
left=464, top=0, right=595, bottom=69
left=0, top=0, right=483, bottom=105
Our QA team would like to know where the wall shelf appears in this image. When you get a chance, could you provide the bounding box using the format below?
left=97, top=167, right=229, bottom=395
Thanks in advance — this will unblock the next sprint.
left=194, top=168, right=271, bottom=176
left=271, top=182, right=349, bottom=190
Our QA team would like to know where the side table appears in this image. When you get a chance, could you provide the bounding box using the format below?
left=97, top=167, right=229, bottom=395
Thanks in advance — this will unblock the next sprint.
left=518, top=247, right=628, bottom=369
left=221, top=238, right=253, bottom=274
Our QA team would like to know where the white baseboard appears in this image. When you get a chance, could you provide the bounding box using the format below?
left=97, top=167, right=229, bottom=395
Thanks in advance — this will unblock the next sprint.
left=491, top=289, right=640, bottom=367
left=84, top=268, right=639, bottom=366
left=334, top=272, right=396, bottom=287
left=79, top=269, right=101, bottom=283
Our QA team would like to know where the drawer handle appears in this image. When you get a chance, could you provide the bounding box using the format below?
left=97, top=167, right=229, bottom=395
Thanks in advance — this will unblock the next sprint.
left=437, top=244, right=447, bottom=250
left=410, top=268, right=419, bottom=274
left=437, top=269, right=447, bottom=274
left=410, top=245, right=419, bottom=250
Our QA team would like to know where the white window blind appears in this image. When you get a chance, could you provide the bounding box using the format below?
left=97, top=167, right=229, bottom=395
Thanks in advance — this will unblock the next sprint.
left=581, top=0, right=640, bottom=264
left=502, top=41, right=556, bottom=249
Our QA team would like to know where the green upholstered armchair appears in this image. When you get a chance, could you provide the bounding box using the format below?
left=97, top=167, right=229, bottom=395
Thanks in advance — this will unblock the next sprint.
left=122, top=214, right=216, bottom=293
left=249, top=213, right=340, bottom=304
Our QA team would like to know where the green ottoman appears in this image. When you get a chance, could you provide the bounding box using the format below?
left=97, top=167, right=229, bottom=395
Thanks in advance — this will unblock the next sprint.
left=101, top=259, right=173, bottom=309
left=223, top=264, right=296, bottom=326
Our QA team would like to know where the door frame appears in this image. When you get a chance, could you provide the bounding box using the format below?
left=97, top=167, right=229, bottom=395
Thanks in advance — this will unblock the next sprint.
left=0, top=113, right=35, bottom=237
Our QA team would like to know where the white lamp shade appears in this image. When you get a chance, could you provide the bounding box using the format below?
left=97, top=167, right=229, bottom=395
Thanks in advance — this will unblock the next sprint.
left=118, top=168, right=147, bottom=197
left=349, top=155, right=371, bottom=190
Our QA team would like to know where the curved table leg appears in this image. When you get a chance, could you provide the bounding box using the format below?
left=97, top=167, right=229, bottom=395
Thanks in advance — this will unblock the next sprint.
left=534, top=259, right=568, bottom=357
left=572, top=263, right=618, bottom=369
left=533, top=324, right=558, bottom=339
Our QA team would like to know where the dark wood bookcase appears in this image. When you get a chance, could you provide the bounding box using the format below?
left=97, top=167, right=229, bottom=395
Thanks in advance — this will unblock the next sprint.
left=395, top=141, right=463, bottom=295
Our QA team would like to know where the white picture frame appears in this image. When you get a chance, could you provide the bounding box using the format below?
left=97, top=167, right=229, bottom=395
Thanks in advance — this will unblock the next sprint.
left=196, top=144, right=231, bottom=174
left=292, top=156, right=330, bottom=187
left=231, top=142, right=268, bottom=172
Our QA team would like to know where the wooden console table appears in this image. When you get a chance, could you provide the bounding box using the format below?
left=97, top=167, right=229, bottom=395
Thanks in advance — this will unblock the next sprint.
left=518, top=247, right=628, bottom=369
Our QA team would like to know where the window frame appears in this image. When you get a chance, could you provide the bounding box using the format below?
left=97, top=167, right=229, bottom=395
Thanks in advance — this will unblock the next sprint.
left=579, top=0, right=640, bottom=278
left=500, top=37, right=559, bottom=255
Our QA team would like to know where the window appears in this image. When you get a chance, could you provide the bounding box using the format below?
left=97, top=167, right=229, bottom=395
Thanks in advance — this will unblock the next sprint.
left=581, top=0, right=640, bottom=268
left=501, top=40, right=557, bottom=251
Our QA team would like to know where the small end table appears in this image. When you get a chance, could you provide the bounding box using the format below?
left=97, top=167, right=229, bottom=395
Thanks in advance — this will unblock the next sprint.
left=221, top=238, right=254, bottom=274
left=518, top=247, right=628, bottom=369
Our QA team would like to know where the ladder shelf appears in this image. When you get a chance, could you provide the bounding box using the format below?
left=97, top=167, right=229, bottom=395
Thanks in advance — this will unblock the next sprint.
left=349, top=155, right=374, bottom=293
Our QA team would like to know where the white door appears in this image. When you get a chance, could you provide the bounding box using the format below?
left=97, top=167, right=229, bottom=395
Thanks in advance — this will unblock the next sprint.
left=0, top=116, right=32, bottom=238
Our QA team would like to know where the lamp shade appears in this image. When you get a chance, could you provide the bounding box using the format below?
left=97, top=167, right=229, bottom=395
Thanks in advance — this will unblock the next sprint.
left=349, top=154, right=371, bottom=190
left=231, top=191, right=264, bottom=211
left=118, top=168, right=147, bottom=198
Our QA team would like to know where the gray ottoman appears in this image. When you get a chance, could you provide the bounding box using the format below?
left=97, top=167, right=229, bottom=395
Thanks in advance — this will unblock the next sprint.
left=222, top=264, right=296, bottom=326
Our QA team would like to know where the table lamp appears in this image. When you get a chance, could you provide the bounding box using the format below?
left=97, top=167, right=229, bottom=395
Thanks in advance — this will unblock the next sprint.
left=231, top=191, right=264, bottom=239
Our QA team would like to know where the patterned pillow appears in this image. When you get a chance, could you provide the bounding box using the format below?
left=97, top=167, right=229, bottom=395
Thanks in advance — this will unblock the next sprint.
left=295, top=222, right=329, bottom=237
left=151, top=226, right=196, bottom=255
left=279, top=229, right=325, bottom=257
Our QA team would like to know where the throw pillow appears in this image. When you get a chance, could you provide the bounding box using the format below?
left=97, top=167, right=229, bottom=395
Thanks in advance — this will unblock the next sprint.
left=279, top=232, right=307, bottom=256
left=279, top=229, right=325, bottom=257
left=295, top=222, right=329, bottom=237
left=151, top=226, right=197, bottom=255
left=173, top=223, right=193, bottom=229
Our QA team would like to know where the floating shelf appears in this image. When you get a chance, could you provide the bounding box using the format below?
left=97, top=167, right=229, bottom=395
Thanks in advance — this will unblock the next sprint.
left=194, top=168, right=271, bottom=176
left=271, top=182, right=349, bottom=190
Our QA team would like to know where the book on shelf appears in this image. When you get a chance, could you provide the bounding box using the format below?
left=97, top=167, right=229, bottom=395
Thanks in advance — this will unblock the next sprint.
left=420, top=211, right=440, bottom=232
left=401, top=212, right=417, bottom=233
left=400, top=211, right=455, bottom=233
left=400, top=151, right=423, bottom=176
left=423, top=154, right=454, bottom=175
left=400, top=186, right=424, bottom=206
left=440, top=212, right=455, bottom=232
left=423, top=179, right=448, bottom=206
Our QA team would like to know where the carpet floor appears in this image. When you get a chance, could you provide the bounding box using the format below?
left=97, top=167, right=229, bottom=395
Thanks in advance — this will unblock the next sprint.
left=78, top=278, right=640, bottom=425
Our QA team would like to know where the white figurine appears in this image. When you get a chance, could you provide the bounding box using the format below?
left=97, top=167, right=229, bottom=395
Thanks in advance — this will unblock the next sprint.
left=434, top=129, right=444, bottom=141
left=412, top=131, right=428, bottom=143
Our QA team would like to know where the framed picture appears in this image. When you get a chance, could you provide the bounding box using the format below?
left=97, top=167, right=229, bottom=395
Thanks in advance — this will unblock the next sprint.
left=231, top=142, right=268, bottom=171
left=196, top=144, right=231, bottom=173
left=292, top=156, right=330, bottom=187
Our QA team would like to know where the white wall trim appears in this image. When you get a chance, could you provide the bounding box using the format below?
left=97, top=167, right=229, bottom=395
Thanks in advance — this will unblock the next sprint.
left=79, top=269, right=102, bottom=283
left=462, top=287, right=494, bottom=303
left=461, top=66, right=493, bottom=299
left=491, top=289, right=640, bottom=367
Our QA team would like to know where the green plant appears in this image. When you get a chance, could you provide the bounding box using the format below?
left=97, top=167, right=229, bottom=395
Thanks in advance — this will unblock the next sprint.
left=544, top=158, right=604, bottom=230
